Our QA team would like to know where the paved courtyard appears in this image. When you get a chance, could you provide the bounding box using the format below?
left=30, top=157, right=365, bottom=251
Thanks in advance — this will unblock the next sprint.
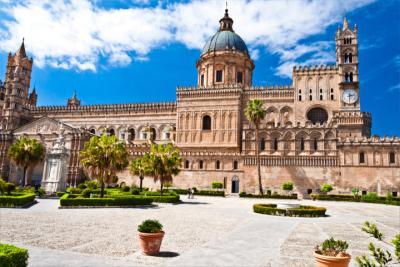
left=0, top=196, right=399, bottom=267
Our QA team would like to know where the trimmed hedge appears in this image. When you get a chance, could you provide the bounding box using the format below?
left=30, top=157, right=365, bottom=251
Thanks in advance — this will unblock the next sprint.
left=56, top=192, right=66, bottom=197
left=145, top=195, right=180, bottom=203
left=0, top=193, right=36, bottom=208
left=240, top=192, right=297, bottom=199
left=253, top=203, right=326, bottom=217
left=0, top=243, right=29, bottom=267
left=170, top=189, right=225, bottom=197
left=310, top=194, right=400, bottom=206
left=60, top=194, right=153, bottom=207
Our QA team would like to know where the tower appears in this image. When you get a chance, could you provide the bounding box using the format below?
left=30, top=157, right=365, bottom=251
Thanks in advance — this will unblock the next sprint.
left=336, top=17, right=360, bottom=110
left=1, top=39, right=34, bottom=130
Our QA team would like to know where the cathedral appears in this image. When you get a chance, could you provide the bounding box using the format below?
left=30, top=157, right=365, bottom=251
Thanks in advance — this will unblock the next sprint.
left=0, top=9, right=399, bottom=197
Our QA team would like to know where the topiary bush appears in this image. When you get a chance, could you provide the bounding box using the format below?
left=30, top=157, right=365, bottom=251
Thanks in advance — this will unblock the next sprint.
left=131, top=188, right=140, bottom=195
left=0, top=243, right=29, bottom=267
left=211, top=182, right=223, bottom=189
left=138, top=219, right=163, bottom=233
left=0, top=193, right=36, bottom=208
left=311, top=193, right=400, bottom=206
left=81, top=188, right=92, bottom=198
left=56, top=192, right=65, bottom=198
left=282, top=181, right=294, bottom=191
left=240, top=192, right=297, bottom=199
left=121, top=186, right=130, bottom=192
left=253, top=203, right=326, bottom=217
left=320, top=184, right=333, bottom=194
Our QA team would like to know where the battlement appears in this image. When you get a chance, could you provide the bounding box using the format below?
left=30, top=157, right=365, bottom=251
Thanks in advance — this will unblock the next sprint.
left=176, top=84, right=293, bottom=91
left=337, top=135, right=400, bottom=145
left=293, top=64, right=339, bottom=74
left=31, top=102, right=177, bottom=114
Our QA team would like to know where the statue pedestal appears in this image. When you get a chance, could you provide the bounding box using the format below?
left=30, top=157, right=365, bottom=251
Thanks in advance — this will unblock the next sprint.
left=41, top=130, right=69, bottom=194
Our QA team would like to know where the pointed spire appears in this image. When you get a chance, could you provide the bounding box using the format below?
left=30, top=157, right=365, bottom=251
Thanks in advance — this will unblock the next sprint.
left=72, top=89, right=77, bottom=98
left=16, top=38, right=27, bottom=58
left=342, top=16, right=349, bottom=31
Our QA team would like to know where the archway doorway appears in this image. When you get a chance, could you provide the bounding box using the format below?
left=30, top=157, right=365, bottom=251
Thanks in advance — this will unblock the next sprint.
left=231, top=176, right=239, bottom=193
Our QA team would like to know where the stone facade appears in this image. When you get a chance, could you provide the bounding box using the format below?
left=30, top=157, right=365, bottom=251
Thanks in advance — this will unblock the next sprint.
left=0, top=11, right=399, bottom=197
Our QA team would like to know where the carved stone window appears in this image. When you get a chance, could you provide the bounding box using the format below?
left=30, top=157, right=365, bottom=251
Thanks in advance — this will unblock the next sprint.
left=389, top=152, right=396, bottom=164
left=202, top=115, right=211, bottom=130
left=233, top=160, right=238, bottom=170
left=216, top=160, right=220, bottom=170
left=200, top=74, right=204, bottom=87
left=185, top=160, right=190, bottom=169
left=199, top=160, right=204, bottom=169
left=216, top=70, right=223, bottom=82
left=237, top=71, right=243, bottom=83
left=359, top=152, right=365, bottom=164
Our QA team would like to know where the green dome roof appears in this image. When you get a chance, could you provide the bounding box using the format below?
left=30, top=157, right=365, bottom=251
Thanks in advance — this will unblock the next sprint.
left=202, top=31, right=248, bottom=55
left=201, top=9, right=249, bottom=56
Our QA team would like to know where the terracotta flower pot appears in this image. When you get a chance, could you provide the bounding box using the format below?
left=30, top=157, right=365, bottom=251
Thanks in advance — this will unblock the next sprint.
left=138, top=231, right=165, bottom=255
left=314, top=252, right=351, bottom=267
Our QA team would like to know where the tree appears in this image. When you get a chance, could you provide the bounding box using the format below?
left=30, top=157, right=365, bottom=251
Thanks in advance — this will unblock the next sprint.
left=245, top=99, right=266, bottom=195
left=143, top=143, right=182, bottom=195
left=8, top=137, right=45, bottom=186
left=282, top=181, right=294, bottom=195
left=80, top=134, right=129, bottom=198
left=321, top=183, right=333, bottom=194
left=129, top=156, right=148, bottom=192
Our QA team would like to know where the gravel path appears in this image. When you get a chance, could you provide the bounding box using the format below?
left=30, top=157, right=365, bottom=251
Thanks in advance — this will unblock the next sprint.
left=0, top=196, right=399, bottom=266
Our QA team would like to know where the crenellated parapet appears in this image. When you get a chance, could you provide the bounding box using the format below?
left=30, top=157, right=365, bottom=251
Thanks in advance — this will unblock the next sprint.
left=337, top=135, right=400, bottom=146
left=31, top=102, right=177, bottom=115
left=293, top=64, right=339, bottom=74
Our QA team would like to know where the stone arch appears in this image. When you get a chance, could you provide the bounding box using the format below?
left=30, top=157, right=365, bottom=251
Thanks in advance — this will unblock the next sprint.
left=280, top=106, right=293, bottom=124
left=306, top=106, right=329, bottom=125
left=266, top=106, right=278, bottom=124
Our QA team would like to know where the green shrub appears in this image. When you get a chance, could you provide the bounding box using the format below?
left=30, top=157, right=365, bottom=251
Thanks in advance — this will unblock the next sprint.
left=138, top=220, right=163, bottom=233
left=66, top=187, right=82, bottom=194
left=362, top=221, right=384, bottom=240
left=84, top=180, right=99, bottom=189
left=211, top=182, right=223, bottom=189
left=56, top=192, right=65, bottom=198
left=146, top=195, right=180, bottom=203
left=352, top=187, right=360, bottom=196
left=36, top=188, right=45, bottom=197
left=282, top=181, right=293, bottom=191
left=320, top=184, right=333, bottom=194
left=0, top=243, right=29, bottom=267
left=393, top=234, right=400, bottom=261
left=131, top=188, right=140, bottom=195
left=315, top=237, right=348, bottom=257
left=361, top=192, right=379, bottom=202
left=253, top=203, right=326, bottom=217
left=266, top=189, right=272, bottom=196
left=81, top=188, right=92, bottom=198
left=77, top=183, right=87, bottom=189
left=5, top=183, right=15, bottom=196
left=59, top=194, right=153, bottom=206
left=0, top=193, right=36, bottom=207
left=240, top=192, right=297, bottom=199
left=121, top=186, right=130, bottom=192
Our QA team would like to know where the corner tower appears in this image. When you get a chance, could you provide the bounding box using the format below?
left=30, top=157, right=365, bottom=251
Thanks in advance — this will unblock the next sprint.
left=1, top=39, right=34, bottom=130
left=196, top=8, right=254, bottom=89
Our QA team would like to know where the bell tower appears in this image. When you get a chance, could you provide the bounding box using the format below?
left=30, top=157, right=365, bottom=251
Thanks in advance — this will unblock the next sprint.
left=336, top=17, right=360, bottom=111
left=1, top=39, right=34, bottom=130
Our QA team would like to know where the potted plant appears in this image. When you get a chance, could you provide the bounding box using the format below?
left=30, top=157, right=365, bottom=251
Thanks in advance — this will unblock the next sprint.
left=315, top=237, right=351, bottom=267
left=138, top=219, right=164, bottom=255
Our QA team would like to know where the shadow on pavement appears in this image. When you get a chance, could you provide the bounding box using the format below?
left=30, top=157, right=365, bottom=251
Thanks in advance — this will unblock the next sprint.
left=154, top=251, right=180, bottom=258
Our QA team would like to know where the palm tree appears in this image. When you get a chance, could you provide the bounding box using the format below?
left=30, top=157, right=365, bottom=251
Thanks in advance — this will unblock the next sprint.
left=245, top=99, right=266, bottom=195
left=129, top=155, right=148, bottom=192
left=80, top=134, right=129, bottom=198
left=8, top=137, right=45, bottom=186
left=143, top=143, right=182, bottom=195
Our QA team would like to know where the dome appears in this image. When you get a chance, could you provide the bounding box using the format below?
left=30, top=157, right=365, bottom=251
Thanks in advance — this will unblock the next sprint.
left=201, top=8, right=248, bottom=56
left=202, top=31, right=248, bottom=55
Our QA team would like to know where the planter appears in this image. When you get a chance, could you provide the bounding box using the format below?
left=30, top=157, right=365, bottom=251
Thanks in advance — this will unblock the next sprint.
left=138, top=231, right=164, bottom=255
left=314, top=252, right=351, bottom=267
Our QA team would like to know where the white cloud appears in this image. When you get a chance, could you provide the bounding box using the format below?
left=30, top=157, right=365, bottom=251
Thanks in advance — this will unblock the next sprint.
left=0, top=0, right=375, bottom=74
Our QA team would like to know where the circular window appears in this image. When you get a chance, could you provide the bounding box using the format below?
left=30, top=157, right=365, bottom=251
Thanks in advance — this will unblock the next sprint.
left=307, top=108, right=328, bottom=124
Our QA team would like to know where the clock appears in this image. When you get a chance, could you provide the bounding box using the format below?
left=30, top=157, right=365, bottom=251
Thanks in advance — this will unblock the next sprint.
left=342, top=89, right=358, bottom=104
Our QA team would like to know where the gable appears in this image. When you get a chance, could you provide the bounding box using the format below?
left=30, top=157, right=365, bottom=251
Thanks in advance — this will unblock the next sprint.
left=13, top=116, right=80, bottom=135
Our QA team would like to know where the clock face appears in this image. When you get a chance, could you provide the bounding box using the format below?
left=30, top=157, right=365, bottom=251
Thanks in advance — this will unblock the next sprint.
left=342, top=89, right=358, bottom=104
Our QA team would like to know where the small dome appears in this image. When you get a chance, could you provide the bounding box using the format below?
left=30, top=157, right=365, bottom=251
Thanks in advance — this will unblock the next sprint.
left=201, top=8, right=248, bottom=56
left=202, top=31, right=248, bottom=56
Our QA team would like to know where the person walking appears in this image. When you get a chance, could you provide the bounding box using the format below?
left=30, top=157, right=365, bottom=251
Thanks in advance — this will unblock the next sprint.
left=187, top=187, right=192, bottom=199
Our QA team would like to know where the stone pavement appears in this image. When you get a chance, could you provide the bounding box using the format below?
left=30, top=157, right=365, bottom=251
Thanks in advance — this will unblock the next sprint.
left=0, top=196, right=398, bottom=267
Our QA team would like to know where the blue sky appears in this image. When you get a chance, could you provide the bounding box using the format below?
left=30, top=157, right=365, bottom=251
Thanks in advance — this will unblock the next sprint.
left=0, top=0, right=399, bottom=136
